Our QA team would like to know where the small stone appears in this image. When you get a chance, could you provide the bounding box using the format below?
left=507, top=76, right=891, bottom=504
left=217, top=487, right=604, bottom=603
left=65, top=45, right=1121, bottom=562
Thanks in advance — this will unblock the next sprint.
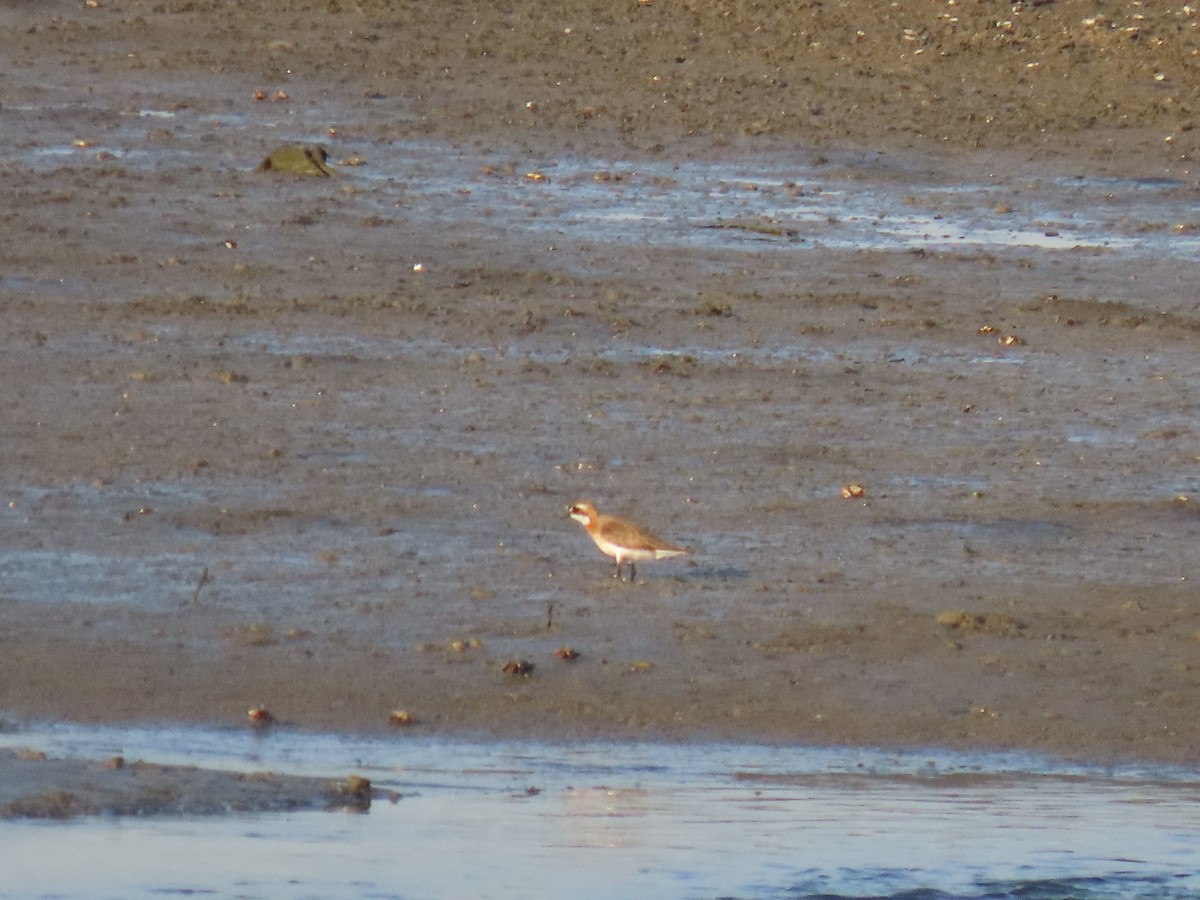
left=502, top=659, right=534, bottom=676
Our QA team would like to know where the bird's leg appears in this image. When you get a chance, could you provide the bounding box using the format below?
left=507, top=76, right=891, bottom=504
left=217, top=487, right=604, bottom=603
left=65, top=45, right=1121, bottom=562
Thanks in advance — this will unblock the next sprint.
left=628, top=562, right=637, bottom=583
left=613, top=558, right=623, bottom=580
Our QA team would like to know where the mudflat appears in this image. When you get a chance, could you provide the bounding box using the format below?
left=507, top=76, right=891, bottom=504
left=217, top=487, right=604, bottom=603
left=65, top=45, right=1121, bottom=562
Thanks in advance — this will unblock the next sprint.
left=2, top=0, right=1199, bottom=786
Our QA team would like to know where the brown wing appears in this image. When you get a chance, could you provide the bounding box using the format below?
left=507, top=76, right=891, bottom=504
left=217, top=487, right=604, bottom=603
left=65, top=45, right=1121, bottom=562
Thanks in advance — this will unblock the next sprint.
left=598, top=515, right=681, bottom=552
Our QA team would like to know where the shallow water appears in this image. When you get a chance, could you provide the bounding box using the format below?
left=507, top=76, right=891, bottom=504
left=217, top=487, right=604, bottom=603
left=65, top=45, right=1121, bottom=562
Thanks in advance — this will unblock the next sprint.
left=2, top=725, right=1200, bottom=899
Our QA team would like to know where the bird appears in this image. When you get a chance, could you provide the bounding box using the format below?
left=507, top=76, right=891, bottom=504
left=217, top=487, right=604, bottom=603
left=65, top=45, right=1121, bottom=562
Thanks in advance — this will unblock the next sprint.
left=568, top=500, right=690, bottom=582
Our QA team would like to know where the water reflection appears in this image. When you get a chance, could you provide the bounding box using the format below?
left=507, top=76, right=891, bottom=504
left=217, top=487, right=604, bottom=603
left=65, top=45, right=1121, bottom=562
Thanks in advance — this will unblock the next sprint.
left=2, top=726, right=1198, bottom=899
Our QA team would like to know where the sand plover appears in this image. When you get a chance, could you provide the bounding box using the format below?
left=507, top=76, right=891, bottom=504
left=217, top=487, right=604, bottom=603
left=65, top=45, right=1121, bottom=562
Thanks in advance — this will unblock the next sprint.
left=568, top=500, right=690, bottom=582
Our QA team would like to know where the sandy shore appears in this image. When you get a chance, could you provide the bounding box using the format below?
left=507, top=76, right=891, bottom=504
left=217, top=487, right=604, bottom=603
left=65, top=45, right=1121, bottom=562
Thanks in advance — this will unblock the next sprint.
left=1, top=0, right=1199, bottom=803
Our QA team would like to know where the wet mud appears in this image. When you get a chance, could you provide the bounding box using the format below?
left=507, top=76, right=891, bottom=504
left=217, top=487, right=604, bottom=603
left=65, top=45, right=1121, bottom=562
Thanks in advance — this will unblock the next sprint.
left=0, top=748, right=372, bottom=819
left=1, top=0, right=1200, bottom=781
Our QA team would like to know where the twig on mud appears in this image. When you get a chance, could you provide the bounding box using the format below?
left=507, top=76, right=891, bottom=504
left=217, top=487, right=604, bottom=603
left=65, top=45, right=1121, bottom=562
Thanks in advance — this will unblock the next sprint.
left=191, top=567, right=211, bottom=604
left=698, top=219, right=799, bottom=238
